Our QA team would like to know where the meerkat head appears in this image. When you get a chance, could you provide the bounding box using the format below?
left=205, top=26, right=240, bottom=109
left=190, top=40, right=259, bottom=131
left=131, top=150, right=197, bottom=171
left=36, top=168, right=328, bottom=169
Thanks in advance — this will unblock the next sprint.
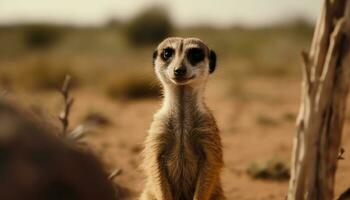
left=152, top=37, right=216, bottom=87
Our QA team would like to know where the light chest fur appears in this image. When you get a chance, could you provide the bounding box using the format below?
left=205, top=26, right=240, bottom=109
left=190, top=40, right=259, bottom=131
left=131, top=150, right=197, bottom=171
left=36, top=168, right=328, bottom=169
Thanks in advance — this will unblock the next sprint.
left=144, top=86, right=220, bottom=200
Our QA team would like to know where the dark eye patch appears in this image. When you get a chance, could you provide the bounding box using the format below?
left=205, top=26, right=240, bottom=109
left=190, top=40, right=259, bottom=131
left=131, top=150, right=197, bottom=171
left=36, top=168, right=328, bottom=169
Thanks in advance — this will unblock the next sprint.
left=187, top=48, right=205, bottom=65
left=161, top=47, right=174, bottom=61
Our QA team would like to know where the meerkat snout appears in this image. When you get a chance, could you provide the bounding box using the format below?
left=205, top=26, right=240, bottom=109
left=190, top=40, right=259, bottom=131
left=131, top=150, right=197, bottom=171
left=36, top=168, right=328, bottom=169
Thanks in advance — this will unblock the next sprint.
left=153, top=37, right=217, bottom=85
left=173, top=65, right=186, bottom=77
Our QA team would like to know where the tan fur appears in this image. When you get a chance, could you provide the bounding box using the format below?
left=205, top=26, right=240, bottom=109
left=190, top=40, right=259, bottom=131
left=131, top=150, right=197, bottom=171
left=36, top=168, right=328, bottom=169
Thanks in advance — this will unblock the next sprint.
left=140, top=37, right=224, bottom=200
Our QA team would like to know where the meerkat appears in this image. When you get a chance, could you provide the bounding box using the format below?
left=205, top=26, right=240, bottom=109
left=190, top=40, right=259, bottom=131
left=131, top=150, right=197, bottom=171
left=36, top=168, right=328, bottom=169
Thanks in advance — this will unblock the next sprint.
left=140, top=37, right=224, bottom=200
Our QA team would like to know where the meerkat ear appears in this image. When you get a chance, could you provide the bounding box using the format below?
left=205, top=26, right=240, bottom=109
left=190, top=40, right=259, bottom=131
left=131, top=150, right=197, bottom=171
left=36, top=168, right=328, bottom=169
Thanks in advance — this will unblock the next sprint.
left=209, top=50, right=216, bottom=74
left=152, top=50, right=158, bottom=67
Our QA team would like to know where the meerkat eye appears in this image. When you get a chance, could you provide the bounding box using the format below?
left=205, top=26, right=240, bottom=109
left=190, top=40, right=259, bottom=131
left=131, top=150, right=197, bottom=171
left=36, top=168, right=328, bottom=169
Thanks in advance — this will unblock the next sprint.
left=161, top=48, right=174, bottom=61
left=187, top=48, right=204, bottom=65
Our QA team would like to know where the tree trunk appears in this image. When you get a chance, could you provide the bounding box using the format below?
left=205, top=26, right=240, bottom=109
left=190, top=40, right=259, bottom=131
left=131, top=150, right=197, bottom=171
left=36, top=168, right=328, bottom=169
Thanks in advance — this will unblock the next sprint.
left=288, top=0, right=350, bottom=200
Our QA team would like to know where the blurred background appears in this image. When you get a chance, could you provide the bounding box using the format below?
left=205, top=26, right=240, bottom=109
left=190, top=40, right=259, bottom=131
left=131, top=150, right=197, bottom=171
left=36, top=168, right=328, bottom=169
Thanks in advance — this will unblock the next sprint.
left=1, top=1, right=350, bottom=200
left=0, top=0, right=320, bottom=94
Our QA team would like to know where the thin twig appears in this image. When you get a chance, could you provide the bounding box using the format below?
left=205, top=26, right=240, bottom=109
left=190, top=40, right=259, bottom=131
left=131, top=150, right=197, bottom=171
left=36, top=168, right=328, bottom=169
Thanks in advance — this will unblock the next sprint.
left=58, top=75, right=74, bottom=137
left=109, top=169, right=123, bottom=180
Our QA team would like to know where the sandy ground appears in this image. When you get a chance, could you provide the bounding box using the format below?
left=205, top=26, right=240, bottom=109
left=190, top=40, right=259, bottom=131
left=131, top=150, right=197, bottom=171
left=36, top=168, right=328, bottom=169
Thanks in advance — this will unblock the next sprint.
left=12, top=77, right=350, bottom=200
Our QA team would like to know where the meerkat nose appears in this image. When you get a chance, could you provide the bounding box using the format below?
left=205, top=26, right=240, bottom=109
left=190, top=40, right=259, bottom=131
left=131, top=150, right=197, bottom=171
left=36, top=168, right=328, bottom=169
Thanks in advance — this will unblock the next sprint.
left=174, top=67, right=187, bottom=77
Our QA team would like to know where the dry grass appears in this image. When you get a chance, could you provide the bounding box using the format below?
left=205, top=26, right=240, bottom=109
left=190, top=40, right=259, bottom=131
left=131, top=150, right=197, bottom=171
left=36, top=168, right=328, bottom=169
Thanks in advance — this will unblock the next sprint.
left=247, top=157, right=290, bottom=181
left=24, top=60, right=79, bottom=90
left=105, top=72, right=161, bottom=100
left=256, top=114, right=279, bottom=126
left=82, top=110, right=111, bottom=127
left=0, top=58, right=81, bottom=91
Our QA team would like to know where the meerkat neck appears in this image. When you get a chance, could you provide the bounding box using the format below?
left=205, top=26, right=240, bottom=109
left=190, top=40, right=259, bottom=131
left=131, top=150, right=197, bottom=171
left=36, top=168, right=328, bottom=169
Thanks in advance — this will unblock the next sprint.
left=162, top=84, right=207, bottom=114
left=160, top=84, right=209, bottom=138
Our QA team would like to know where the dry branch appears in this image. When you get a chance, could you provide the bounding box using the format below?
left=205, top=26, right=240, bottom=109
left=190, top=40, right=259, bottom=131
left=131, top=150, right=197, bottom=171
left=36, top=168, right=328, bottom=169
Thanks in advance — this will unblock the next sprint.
left=288, top=0, right=350, bottom=199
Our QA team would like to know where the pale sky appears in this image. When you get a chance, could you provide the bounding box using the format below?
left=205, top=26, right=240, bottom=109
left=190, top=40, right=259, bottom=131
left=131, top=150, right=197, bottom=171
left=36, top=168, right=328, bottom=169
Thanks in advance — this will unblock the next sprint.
left=0, top=0, right=322, bottom=27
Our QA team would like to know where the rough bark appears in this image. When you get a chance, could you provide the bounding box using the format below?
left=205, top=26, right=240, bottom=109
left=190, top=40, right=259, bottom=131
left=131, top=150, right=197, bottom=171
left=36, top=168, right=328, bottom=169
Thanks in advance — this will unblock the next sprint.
left=288, top=0, right=350, bottom=199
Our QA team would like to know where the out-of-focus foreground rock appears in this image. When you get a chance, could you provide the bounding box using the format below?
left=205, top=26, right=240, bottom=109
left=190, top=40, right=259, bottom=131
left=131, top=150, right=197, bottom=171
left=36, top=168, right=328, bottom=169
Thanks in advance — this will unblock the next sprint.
left=0, top=100, right=116, bottom=200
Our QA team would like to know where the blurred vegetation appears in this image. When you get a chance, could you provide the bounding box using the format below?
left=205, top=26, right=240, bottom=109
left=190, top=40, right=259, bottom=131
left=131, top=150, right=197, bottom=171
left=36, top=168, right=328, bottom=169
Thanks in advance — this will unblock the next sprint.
left=25, top=63, right=79, bottom=90
left=256, top=114, right=279, bottom=126
left=124, top=7, right=173, bottom=45
left=105, top=73, right=161, bottom=100
left=23, top=24, right=64, bottom=49
left=247, top=157, right=290, bottom=181
left=83, top=109, right=111, bottom=127
left=0, top=15, right=313, bottom=98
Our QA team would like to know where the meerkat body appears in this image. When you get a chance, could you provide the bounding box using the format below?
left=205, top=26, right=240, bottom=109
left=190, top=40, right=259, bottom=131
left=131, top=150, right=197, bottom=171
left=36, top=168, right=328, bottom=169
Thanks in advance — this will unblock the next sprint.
left=141, top=37, right=224, bottom=200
